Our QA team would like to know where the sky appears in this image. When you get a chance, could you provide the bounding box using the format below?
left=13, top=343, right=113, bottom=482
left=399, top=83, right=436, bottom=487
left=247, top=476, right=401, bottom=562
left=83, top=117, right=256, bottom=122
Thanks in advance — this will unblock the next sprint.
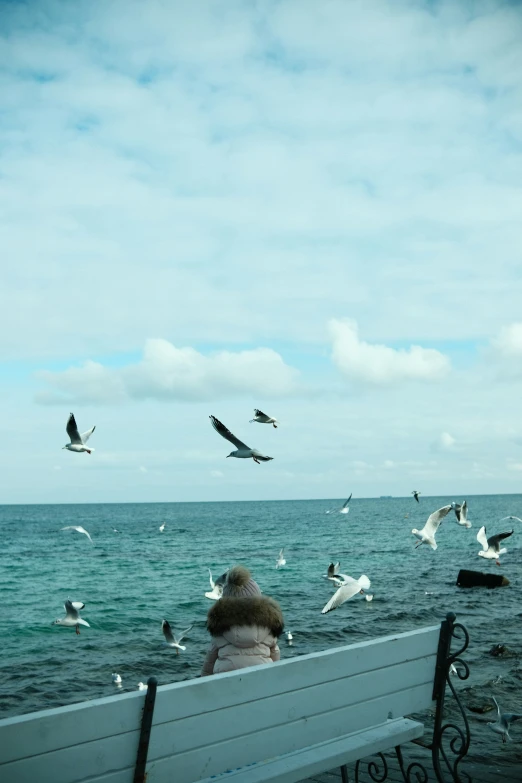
left=2, top=0, right=522, bottom=504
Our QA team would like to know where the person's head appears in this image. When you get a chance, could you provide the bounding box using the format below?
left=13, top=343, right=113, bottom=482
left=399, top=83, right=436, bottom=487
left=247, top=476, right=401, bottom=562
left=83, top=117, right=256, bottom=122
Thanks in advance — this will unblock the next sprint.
left=222, top=565, right=261, bottom=598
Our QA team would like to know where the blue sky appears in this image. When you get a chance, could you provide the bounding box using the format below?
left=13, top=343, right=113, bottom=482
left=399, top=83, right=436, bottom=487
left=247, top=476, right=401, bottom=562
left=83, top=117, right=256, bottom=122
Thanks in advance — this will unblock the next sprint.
left=2, top=0, right=522, bottom=503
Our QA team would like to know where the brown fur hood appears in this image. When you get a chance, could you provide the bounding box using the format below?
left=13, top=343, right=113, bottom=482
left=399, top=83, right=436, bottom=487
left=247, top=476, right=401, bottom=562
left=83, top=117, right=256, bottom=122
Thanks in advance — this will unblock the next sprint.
left=207, top=596, right=284, bottom=637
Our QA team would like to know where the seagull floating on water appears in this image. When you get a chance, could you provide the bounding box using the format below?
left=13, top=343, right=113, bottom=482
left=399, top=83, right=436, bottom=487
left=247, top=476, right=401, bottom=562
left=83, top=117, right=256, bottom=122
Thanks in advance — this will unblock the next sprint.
left=412, top=490, right=421, bottom=503
left=276, top=549, right=286, bottom=569
left=63, top=413, right=95, bottom=454
left=365, top=594, right=373, bottom=602
left=210, top=415, right=273, bottom=464
left=411, top=505, right=452, bottom=550
left=159, top=523, right=166, bottom=532
left=205, top=568, right=228, bottom=600
left=477, top=526, right=513, bottom=565
left=452, top=500, right=471, bottom=528
left=250, top=408, right=279, bottom=428
left=285, top=631, right=293, bottom=642
left=61, top=525, right=94, bottom=545
left=137, top=682, right=148, bottom=691
left=488, top=696, right=522, bottom=743
left=162, top=619, right=193, bottom=654
left=322, top=575, right=371, bottom=614
left=111, top=673, right=122, bottom=685
left=53, top=600, right=90, bottom=635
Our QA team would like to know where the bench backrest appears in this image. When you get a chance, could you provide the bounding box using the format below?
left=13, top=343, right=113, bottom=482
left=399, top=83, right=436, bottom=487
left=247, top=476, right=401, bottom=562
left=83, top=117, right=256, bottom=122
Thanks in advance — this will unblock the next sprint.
left=0, top=624, right=440, bottom=783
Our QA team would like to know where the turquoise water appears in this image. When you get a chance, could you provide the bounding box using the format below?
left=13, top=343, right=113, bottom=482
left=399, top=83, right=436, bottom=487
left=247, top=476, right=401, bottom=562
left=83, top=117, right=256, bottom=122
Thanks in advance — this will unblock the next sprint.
left=1, top=496, right=521, bottom=763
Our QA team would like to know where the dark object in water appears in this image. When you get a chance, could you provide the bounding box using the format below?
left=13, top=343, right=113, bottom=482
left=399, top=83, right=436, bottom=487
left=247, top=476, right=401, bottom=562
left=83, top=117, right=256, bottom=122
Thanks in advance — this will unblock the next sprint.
left=456, top=569, right=509, bottom=589
left=468, top=703, right=495, bottom=714
left=488, top=643, right=516, bottom=658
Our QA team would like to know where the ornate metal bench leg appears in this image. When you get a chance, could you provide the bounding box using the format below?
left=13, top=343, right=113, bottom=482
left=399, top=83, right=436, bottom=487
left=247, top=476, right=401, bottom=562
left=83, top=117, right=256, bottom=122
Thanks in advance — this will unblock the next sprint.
left=134, top=676, right=158, bottom=783
left=340, top=763, right=350, bottom=783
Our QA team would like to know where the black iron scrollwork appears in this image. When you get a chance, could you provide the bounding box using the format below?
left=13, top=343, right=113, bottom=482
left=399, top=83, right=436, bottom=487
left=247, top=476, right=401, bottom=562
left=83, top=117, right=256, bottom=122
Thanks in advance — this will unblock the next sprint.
left=354, top=612, right=471, bottom=783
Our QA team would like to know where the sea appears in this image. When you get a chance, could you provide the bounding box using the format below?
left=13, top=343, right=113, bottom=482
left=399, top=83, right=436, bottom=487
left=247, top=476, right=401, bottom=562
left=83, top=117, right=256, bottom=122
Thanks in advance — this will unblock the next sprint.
left=1, top=496, right=521, bottom=765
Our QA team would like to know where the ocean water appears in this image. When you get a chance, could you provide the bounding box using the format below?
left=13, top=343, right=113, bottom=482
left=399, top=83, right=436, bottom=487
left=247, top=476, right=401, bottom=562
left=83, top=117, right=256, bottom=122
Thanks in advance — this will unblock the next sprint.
left=1, top=496, right=521, bottom=765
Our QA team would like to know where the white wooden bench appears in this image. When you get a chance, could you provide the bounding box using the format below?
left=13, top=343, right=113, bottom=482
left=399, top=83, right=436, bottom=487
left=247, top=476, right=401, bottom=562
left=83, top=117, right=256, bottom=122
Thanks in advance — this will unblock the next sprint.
left=0, top=613, right=471, bottom=783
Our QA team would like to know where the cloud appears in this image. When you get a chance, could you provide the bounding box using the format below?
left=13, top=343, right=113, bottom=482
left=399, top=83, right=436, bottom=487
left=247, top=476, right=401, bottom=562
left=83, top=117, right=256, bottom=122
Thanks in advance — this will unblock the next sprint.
left=210, top=470, right=224, bottom=478
left=431, top=432, right=456, bottom=452
left=35, top=339, right=300, bottom=404
left=329, top=319, right=450, bottom=385
left=491, top=323, right=522, bottom=359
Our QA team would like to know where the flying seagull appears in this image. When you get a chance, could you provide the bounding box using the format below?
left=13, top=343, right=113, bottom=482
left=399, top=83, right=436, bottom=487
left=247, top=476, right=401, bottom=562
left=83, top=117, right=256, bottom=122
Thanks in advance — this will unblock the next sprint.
left=53, top=600, right=90, bottom=635
left=321, top=575, right=371, bottom=614
left=452, top=500, right=471, bottom=528
left=162, top=619, right=193, bottom=654
left=61, top=525, right=94, bottom=545
left=210, top=415, right=273, bottom=464
left=340, top=493, right=352, bottom=514
left=412, top=490, right=421, bottom=503
left=488, top=696, right=522, bottom=742
left=477, top=526, right=513, bottom=565
left=159, top=523, right=166, bottom=532
left=250, top=409, right=279, bottom=428
left=500, top=516, right=522, bottom=523
left=64, top=413, right=96, bottom=454
left=411, top=505, right=452, bottom=550
left=276, top=549, right=286, bottom=569
left=323, top=562, right=351, bottom=586
left=205, top=568, right=228, bottom=600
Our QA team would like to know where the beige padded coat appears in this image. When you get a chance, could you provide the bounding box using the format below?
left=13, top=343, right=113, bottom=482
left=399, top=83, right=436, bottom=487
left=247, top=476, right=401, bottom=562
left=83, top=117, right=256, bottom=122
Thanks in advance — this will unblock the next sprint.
left=201, top=596, right=284, bottom=676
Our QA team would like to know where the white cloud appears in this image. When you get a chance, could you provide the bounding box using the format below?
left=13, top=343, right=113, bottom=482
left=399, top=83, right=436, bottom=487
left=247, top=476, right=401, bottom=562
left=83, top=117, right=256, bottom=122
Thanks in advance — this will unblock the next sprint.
left=431, top=432, right=456, bottom=451
left=35, top=339, right=300, bottom=404
left=329, top=319, right=450, bottom=385
left=491, top=323, right=522, bottom=359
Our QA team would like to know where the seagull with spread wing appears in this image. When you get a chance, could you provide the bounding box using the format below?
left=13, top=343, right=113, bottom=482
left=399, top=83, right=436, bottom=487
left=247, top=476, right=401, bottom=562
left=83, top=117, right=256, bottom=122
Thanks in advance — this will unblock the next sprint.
left=63, top=413, right=96, bottom=454
left=205, top=568, right=228, bottom=600
left=412, top=490, right=421, bottom=503
left=275, top=549, right=286, bottom=569
left=210, top=416, right=273, bottom=464
left=250, top=409, right=279, bottom=428
left=53, top=600, right=90, bottom=635
left=477, top=526, right=513, bottom=565
left=321, top=575, right=371, bottom=614
left=411, top=505, right=452, bottom=550
left=488, top=696, right=522, bottom=742
left=61, top=525, right=94, bottom=545
left=452, top=500, right=471, bottom=528
left=162, top=619, right=193, bottom=654
left=323, top=562, right=351, bottom=586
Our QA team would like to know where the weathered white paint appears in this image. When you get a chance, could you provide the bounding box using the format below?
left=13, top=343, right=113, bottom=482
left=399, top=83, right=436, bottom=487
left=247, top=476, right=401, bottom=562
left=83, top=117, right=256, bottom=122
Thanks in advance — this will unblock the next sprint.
left=0, top=624, right=440, bottom=783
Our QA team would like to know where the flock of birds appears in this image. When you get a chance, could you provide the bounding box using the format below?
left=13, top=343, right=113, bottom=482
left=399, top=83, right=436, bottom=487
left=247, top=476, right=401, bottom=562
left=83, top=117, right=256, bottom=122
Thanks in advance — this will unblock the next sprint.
left=58, top=412, right=521, bottom=739
left=409, top=499, right=517, bottom=565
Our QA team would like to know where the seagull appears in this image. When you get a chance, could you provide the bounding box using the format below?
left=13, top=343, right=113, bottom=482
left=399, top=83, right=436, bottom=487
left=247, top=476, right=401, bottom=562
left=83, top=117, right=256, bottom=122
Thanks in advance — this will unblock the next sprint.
left=111, top=673, right=122, bottom=685
left=412, top=490, right=421, bottom=503
left=210, top=415, right=273, bottom=464
left=61, top=525, right=94, bottom=545
left=477, top=526, right=513, bottom=565
left=137, top=682, right=148, bottom=690
left=452, top=500, right=471, bottom=528
left=112, top=528, right=121, bottom=533
left=488, top=696, right=522, bottom=743
left=162, top=619, right=193, bottom=654
left=322, top=575, right=371, bottom=614
left=63, top=413, right=96, bottom=454
left=53, top=600, right=90, bottom=635
left=250, top=408, right=279, bottom=428
left=411, top=505, right=452, bottom=550
left=365, top=594, right=373, bottom=602
left=276, top=549, right=286, bottom=569
left=159, top=523, right=166, bottom=532
left=285, top=631, right=293, bottom=642
left=205, top=568, right=228, bottom=600
left=340, top=493, right=352, bottom=514
left=323, top=562, right=351, bottom=586
left=500, top=516, right=522, bottom=523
